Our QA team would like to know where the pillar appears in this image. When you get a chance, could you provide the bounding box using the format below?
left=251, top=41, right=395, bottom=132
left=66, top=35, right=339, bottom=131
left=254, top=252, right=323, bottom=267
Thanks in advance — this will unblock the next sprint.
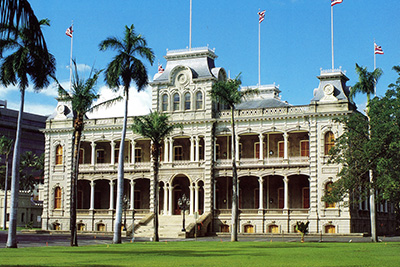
left=283, top=132, right=289, bottom=160
left=194, top=184, right=199, bottom=214
left=195, top=136, right=200, bottom=162
left=91, top=141, right=96, bottom=165
left=169, top=138, right=173, bottom=163
left=190, top=136, right=195, bottom=162
left=235, top=135, right=240, bottom=160
left=168, top=184, right=173, bottom=215
left=259, top=134, right=264, bottom=160
left=213, top=179, right=217, bottom=209
left=130, top=180, right=135, bottom=210
left=283, top=176, right=289, bottom=209
left=131, top=140, right=136, bottom=164
left=90, top=180, right=95, bottom=210
left=109, top=180, right=115, bottom=210
left=258, top=177, right=264, bottom=209
left=163, top=185, right=168, bottom=215
left=189, top=185, right=194, bottom=215
left=164, top=139, right=169, bottom=162
left=111, top=140, right=115, bottom=165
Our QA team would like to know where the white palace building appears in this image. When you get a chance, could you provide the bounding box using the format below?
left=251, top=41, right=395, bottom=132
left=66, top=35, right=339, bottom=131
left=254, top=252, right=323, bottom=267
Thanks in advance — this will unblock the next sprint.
left=41, top=47, right=396, bottom=237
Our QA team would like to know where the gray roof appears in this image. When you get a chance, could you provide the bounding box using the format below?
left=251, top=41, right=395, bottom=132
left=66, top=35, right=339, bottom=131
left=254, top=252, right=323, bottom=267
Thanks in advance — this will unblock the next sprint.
left=236, top=98, right=290, bottom=109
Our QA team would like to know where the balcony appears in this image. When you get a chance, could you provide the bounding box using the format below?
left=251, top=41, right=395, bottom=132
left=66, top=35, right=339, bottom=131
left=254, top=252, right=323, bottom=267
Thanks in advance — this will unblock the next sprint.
left=215, top=156, right=309, bottom=168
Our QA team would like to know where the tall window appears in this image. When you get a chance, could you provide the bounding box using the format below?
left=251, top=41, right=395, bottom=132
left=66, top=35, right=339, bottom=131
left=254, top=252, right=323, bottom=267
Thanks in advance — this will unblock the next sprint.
left=184, top=92, right=191, bottom=110
left=278, top=142, right=284, bottom=158
left=96, top=150, right=105, bottom=163
left=78, top=148, right=84, bottom=164
left=54, top=187, right=62, bottom=209
left=174, top=146, right=183, bottom=160
left=325, top=182, right=336, bottom=208
left=162, top=94, right=168, bottom=111
left=55, top=145, right=63, bottom=165
left=135, top=148, right=142, bottom=163
left=196, top=91, right=203, bottom=109
left=324, top=131, right=335, bottom=155
left=300, top=140, right=309, bottom=157
left=173, top=93, right=180, bottom=111
left=302, top=187, right=310, bottom=209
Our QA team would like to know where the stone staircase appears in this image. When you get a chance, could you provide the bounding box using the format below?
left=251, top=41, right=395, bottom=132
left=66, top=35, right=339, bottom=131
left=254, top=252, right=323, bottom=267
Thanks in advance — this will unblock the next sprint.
left=134, top=214, right=198, bottom=238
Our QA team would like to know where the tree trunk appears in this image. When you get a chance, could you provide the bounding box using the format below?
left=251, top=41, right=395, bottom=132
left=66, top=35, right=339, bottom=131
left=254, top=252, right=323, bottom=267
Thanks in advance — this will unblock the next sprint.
left=370, top=171, right=377, bottom=242
left=113, top=90, right=128, bottom=244
left=6, top=89, right=25, bottom=248
left=231, top=107, right=238, bottom=242
left=2, top=154, right=9, bottom=230
left=152, top=144, right=159, bottom=242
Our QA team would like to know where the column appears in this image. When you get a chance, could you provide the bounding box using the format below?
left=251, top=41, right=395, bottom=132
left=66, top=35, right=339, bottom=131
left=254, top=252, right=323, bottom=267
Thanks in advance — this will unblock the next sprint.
left=194, top=184, right=199, bottom=214
left=195, top=136, right=200, bottom=162
left=283, top=132, right=289, bottom=160
left=259, top=134, right=264, bottom=160
left=163, top=185, right=168, bottom=215
left=168, top=184, right=173, bottom=215
left=109, top=180, right=115, bottom=210
left=130, top=180, right=135, bottom=210
left=213, top=180, right=217, bottom=210
left=283, top=176, right=289, bottom=209
left=213, top=139, right=217, bottom=162
left=190, top=136, right=195, bottom=162
left=266, top=177, right=270, bottom=209
left=131, top=140, right=136, bottom=164
left=189, top=185, right=194, bottom=215
left=235, top=135, right=240, bottom=160
left=111, top=140, right=115, bottom=165
left=258, top=177, right=264, bottom=210
left=164, top=139, right=169, bottom=163
left=90, top=180, right=95, bottom=210
left=91, top=141, right=96, bottom=165
left=169, top=138, right=173, bottom=163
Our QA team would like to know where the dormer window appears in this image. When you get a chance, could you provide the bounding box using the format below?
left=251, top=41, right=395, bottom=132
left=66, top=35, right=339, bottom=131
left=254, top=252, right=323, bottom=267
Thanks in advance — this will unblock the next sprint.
left=184, top=92, right=191, bottom=110
left=196, top=91, right=203, bottom=109
left=162, top=94, right=168, bottom=111
left=173, top=93, right=180, bottom=111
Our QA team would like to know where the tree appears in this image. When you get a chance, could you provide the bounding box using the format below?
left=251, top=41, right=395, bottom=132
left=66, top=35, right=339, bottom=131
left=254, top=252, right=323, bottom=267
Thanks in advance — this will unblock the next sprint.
left=99, top=24, right=154, bottom=243
left=19, top=151, right=42, bottom=191
left=131, top=111, right=178, bottom=242
left=0, top=135, right=13, bottom=230
left=210, top=74, right=258, bottom=242
left=350, top=63, right=382, bottom=242
left=295, top=221, right=309, bottom=243
left=56, top=60, right=119, bottom=246
left=0, top=19, right=55, bottom=248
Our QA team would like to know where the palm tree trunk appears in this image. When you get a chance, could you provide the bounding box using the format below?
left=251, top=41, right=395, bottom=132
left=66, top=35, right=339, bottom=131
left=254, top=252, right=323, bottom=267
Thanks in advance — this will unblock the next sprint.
left=231, top=107, right=238, bottom=242
left=2, top=155, right=9, bottom=230
left=152, top=144, right=159, bottom=242
left=6, top=89, right=25, bottom=248
left=113, top=90, right=128, bottom=244
left=70, top=126, right=82, bottom=246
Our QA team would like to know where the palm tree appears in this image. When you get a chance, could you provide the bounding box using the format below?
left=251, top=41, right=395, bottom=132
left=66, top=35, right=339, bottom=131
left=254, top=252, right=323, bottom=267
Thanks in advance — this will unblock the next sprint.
left=0, top=19, right=55, bottom=248
left=131, top=111, right=178, bottom=242
left=350, top=63, right=383, bottom=242
left=56, top=60, right=120, bottom=246
left=0, top=135, right=13, bottom=230
left=99, top=24, right=154, bottom=243
left=210, top=74, right=258, bottom=242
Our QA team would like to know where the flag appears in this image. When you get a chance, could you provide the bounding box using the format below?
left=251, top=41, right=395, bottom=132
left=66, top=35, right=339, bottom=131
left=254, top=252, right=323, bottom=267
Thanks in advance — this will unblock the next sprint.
left=258, top=10, right=266, bottom=23
left=374, top=43, right=384, bottom=55
left=331, top=0, right=343, bottom=6
left=66, top=26, right=73, bottom=38
left=158, top=64, right=164, bottom=73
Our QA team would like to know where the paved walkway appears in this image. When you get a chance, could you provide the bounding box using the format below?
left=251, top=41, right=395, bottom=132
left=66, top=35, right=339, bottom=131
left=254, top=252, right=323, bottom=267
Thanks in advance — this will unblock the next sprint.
left=1, top=231, right=399, bottom=248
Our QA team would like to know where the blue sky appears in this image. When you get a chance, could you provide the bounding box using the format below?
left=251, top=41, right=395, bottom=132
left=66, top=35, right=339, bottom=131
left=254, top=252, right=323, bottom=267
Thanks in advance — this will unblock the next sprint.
left=1, top=0, right=399, bottom=116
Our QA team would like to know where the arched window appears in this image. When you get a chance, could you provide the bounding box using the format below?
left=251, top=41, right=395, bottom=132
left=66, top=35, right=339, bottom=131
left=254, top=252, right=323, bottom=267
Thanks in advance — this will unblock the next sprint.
left=55, top=145, right=63, bottom=165
left=244, top=225, right=254, bottom=233
left=325, top=182, right=336, bottom=208
left=184, top=92, right=191, bottom=110
left=268, top=224, right=279, bottom=233
left=324, top=131, right=335, bottom=155
left=173, top=93, right=180, bottom=111
left=325, top=225, right=336, bottom=233
left=54, top=187, right=62, bottom=209
left=162, top=94, right=168, bottom=111
left=196, top=91, right=203, bottom=109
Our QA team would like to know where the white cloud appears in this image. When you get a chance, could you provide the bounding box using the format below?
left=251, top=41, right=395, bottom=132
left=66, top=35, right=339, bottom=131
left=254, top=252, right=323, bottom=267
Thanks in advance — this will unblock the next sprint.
left=6, top=100, right=55, bottom=116
left=66, top=63, right=92, bottom=74
left=0, top=84, right=19, bottom=98
left=88, top=85, right=152, bottom=119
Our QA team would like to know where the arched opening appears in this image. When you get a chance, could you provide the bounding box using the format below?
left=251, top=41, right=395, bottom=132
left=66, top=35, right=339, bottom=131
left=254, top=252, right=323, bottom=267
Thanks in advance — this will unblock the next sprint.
left=220, top=224, right=230, bottom=232
left=288, top=175, right=310, bottom=209
left=77, top=180, right=90, bottom=209
left=54, top=187, right=62, bottom=209
left=53, top=223, right=61, bottom=230
left=77, top=223, right=85, bottom=231
left=97, top=223, right=106, bottom=232
left=238, top=176, right=258, bottom=209
left=172, top=175, right=190, bottom=215
left=324, top=131, right=335, bottom=155
left=133, top=178, right=150, bottom=210
left=216, top=176, right=232, bottom=210
left=94, top=180, right=110, bottom=209
left=265, top=176, right=284, bottom=209
left=268, top=224, right=279, bottom=233
left=244, top=224, right=254, bottom=233
left=325, top=225, right=336, bottom=233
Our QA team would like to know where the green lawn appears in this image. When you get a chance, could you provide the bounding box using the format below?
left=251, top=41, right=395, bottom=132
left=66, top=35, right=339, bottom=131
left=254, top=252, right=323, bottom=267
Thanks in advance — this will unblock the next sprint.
left=1, top=241, right=399, bottom=266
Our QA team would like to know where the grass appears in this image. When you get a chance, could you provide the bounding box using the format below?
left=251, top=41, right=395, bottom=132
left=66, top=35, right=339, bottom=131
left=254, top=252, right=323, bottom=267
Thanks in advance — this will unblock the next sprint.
left=0, top=241, right=399, bottom=266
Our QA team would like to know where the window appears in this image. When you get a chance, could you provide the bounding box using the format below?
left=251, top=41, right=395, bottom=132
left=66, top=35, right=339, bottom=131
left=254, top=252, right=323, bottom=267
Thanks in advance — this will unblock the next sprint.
left=77, top=223, right=85, bottom=231
left=184, top=92, right=191, bottom=110
left=255, top=142, right=266, bottom=159
left=135, top=148, right=142, bottom=163
left=244, top=225, right=254, bottom=233
left=300, top=140, right=309, bottom=157
left=196, top=91, right=203, bottom=109
left=96, top=149, right=105, bottom=163
left=55, top=145, right=63, bottom=165
left=325, top=225, right=335, bottom=233
left=173, top=93, right=180, bottom=111
left=54, top=187, right=62, bottom=209
left=302, top=187, right=310, bottom=209
left=278, top=142, right=284, bottom=158
left=324, top=131, right=335, bottom=155
left=97, top=223, right=106, bottom=232
left=53, top=223, right=61, bottom=230
left=162, top=94, right=168, bottom=111
left=325, top=182, right=336, bottom=208
left=268, top=225, right=279, bottom=233
left=174, top=146, right=183, bottom=160
left=215, top=144, right=220, bottom=160
left=78, top=148, right=84, bottom=164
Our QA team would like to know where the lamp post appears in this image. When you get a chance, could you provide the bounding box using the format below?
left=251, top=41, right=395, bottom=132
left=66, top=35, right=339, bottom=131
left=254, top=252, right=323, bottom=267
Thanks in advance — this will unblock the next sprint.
left=123, top=195, right=128, bottom=231
left=178, top=194, right=190, bottom=232
left=131, top=209, right=136, bottom=242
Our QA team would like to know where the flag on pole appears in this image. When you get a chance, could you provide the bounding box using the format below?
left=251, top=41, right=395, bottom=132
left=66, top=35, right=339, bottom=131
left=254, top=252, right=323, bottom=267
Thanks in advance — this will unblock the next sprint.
left=158, top=64, right=164, bottom=73
left=374, top=43, right=384, bottom=55
left=66, top=26, right=73, bottom=38
left=331, top=0, right=343, bottom=6
left=258, top=10, right=266, bottom=23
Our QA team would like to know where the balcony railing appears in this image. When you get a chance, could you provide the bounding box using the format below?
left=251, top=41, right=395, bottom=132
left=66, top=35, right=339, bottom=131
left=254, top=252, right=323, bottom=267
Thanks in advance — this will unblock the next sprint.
left=215, top=156, right=309, bottom=168
left=216, top=208, right=309, bottom=215
left=217, top=105, right=314, bottom=119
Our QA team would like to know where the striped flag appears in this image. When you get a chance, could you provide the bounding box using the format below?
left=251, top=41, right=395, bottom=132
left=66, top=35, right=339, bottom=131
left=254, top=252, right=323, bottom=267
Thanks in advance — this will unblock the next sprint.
left=258, top=10, right=266, bottom=23
left=331, top=0, right=343, bottom=6
left=374, top=43, right=384, bottom=55
left=66, top=26, right=73, bottom=38
left=158, top=64, right=164, bottom=73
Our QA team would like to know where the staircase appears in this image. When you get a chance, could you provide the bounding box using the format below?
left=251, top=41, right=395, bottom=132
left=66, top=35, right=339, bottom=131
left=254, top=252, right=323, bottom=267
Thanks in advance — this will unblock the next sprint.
left=134, top=214, right=198, bottom=238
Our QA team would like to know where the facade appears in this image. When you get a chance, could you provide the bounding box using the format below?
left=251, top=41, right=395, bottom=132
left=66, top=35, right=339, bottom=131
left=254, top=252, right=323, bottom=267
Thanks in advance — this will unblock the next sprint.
left=41, top=47, right=396, bottom=236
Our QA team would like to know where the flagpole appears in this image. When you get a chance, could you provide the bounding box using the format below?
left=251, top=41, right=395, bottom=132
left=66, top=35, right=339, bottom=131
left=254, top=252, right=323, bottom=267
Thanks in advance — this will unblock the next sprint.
left=331, top=6, right=334, bottom=70
left=189, top=0, right=192, bottom=50
left=258, top=16, right=261, bottom=86
left=374, top=41, right=377, bottom=96
left=69, top=22, right=74, bottom=91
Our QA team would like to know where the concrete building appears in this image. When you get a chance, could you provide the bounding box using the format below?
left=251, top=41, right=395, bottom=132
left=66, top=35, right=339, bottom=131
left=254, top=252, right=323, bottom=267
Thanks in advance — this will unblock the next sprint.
left=41, top=47, right=396, bottom=237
